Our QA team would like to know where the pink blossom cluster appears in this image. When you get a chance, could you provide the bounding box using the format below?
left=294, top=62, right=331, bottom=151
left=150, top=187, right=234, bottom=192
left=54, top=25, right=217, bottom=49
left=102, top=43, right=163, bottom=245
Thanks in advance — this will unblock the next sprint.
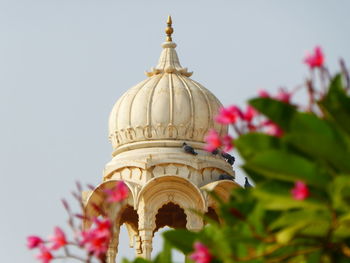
left=190, top=242, right=213, bottom=263
left=80, top=218, right=112, bottom=258
left=104, top=181, right=129, bottom=203
left=27, top=227, right=68, bottom=263
left=205, top=96, right=284, bottom=153
left=204, top=129, right=233, bottom=152
left=304, top=46, right=324, bottom=69
left=27, top=181, right=129, bottom=263
left=291, top=181, right=310, bottom=200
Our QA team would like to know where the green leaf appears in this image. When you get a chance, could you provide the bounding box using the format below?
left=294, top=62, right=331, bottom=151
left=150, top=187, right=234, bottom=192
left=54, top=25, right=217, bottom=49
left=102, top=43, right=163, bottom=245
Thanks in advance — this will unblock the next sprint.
left=270, top=210, right=328, bottom=230
left=235, top=132, right=281, bottom=161
left=305, top=250, right=322, bottom=263
left=244, top=149, right=327, bottom=187
left=334, top=213, right=350, bottom=239
left=329, top=175, right=350, bottom=211
left=249, top=97, right=297, bottom=131
left=201, top=225, right=233, bottom=262
left=253, top=181, right=328, bottom=211
left=270, top=210, right=331, bottom=239
left=320, top=74, right=350, bottom=134
left=162, top=229, right=197, bottom=254
left=276, top=221, right=309, bottom=244
left=285, top=132, right=350, bottom=174
left=289, top=112, right=339, bottom=139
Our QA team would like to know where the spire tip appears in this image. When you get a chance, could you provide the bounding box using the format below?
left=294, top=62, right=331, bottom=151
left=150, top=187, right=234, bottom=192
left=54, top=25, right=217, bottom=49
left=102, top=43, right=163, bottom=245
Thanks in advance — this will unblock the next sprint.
left=165, top=15, right=173, bottom=42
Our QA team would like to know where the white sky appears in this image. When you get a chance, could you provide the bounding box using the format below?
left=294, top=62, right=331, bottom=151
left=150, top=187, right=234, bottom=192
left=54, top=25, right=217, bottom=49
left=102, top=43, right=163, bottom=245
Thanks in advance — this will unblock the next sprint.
left=1, top=0, right=350, bottom=262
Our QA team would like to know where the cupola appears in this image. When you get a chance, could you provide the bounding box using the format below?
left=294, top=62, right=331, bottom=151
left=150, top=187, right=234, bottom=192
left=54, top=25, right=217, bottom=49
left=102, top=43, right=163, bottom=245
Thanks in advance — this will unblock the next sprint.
left=108, top=16, right=227, bottom=155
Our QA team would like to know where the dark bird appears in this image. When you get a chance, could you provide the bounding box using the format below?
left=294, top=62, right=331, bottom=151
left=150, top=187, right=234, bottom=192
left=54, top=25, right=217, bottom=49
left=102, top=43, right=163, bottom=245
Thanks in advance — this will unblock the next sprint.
left=211, top=149, right=219, bottom=155
left=244, top=177, right=253, bottom=189
left=218, top=174, right=234, bottom=181
left=182, top=142, right=198, bottom=155
left=221, top=152, right=235, bottom=165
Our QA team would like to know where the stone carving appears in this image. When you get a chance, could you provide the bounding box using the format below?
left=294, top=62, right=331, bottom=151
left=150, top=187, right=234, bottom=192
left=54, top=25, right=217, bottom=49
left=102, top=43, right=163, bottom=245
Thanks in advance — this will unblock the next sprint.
left=152, top=166, right=164, bottom=177
left=177, top=165, right=190, bottom=178
left=202, top=168, right=212, bottom=181
left=165, top=164, right=178, bottom=175
left=106, top=163, right=229, bottom=190
left=111, top=123, right=214, bottom=150
left=121, top=168, right=131, bottom=179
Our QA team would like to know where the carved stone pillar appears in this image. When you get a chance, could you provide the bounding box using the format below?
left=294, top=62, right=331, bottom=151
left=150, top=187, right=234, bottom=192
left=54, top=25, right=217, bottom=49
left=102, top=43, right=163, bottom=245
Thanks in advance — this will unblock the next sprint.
left=139, top=229, right=153, bottom=259
left=107, top=224, right=120, bottom=263
left=137, top=202, right=155, bottom=259
left=135, top=235, right=142, bottom=255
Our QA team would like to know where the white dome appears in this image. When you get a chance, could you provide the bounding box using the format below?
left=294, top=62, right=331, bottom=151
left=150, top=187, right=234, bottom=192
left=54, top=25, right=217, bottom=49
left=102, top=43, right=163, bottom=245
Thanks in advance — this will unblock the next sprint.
left=108, top=39, right=227, bottom=154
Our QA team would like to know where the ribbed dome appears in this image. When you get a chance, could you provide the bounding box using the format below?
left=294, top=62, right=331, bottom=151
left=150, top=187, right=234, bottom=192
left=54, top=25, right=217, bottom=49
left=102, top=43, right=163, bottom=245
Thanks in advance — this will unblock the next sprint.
left=108, top=26, right=227, bottom=154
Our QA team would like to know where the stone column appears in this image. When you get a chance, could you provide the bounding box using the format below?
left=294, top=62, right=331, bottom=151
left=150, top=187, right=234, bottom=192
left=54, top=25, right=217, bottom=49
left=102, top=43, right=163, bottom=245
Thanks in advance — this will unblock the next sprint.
left=106, top=224, right=120, bottom=263
left=137, top=203, right=155, bottom=260
left=139, top=229, right=153, bottom=259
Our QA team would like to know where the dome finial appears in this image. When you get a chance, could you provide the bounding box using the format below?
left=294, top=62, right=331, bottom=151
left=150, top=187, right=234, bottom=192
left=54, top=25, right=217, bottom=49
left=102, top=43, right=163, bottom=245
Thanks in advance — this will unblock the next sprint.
left=146, top=16, right=193, bottom=77
left=165, top=15, right=173, bottom=42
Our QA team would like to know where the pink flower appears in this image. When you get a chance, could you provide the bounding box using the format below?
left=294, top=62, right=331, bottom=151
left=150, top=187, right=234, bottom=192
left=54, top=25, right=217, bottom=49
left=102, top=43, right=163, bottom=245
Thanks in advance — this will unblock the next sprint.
left=94, top=218, right=111, bottom=233
left=243, top=105, right=257, bottom=122
left=263, top=120, right=283, bottom=137
left=275, top=88, right=291, bottom=103
left=258, top=89, right=270, bottom=98
left=27, top=236, right=43, bottom=249
left=204, top=129, right=222, bottom=152
left=80, top=230, right=110, bottom=257
left=190, top=242, right=212, bottom=263
left=35, top=245, right=53, bottom=263
left=215, top=106, right=242, bottom=124
left=222, top=135, right=234, bottom=152
left=304, top=46, right=324, bottom=69
left=104, top=181, right=129, bottom=203
left=247, top=123, right=257, bottom=131
left=49, top=227, right=67, bottom=250
left=80, top=218, right=111, bottom=257
left=291, top=181, right=310, bottom=200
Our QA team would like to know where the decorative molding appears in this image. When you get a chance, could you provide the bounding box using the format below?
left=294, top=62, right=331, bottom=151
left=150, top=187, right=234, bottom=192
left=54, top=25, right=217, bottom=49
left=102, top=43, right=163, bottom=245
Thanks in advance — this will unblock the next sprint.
left=105, top=163, right=231, bottom=189
left=109, top=123, right=211, bottom=150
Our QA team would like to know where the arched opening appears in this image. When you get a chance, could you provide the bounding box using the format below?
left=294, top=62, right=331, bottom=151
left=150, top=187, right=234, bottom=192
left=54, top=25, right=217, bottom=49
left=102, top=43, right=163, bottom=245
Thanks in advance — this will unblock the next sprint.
left=116, top=205, right=139, bottom=263
left=116, top=225, right=135, bottom=262
left=152, top=202, right=187, bottom=262
left=84, top=180, right=134, bottom=229
left=120, top=205, right=139, bottom=229
left=154, top=202, right=187, bottom=233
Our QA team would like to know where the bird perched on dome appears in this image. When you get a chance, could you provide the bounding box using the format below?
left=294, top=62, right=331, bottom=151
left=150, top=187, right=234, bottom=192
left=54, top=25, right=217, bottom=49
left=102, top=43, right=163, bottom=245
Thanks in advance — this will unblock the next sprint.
left=244, top=177, right=253, bottom=189
left=182, top=142, right=198, bottom=155
left=221, top=152, right=235, bottom=165
left=211, top=149, right=219, bottom=155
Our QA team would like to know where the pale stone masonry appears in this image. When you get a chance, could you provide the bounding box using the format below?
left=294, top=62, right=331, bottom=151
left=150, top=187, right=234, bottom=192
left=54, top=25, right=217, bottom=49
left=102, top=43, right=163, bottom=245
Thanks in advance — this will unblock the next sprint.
left=84, top=17, right=239, bottom=262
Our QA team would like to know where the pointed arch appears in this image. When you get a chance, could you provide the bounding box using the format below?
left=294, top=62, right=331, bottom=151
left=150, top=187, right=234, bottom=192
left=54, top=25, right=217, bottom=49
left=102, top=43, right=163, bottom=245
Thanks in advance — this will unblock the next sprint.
left=136, top=176, right=205, bottom=233
left=201, top=180, right=240, bottom=208
left=83, top=180, right=135, bottom=229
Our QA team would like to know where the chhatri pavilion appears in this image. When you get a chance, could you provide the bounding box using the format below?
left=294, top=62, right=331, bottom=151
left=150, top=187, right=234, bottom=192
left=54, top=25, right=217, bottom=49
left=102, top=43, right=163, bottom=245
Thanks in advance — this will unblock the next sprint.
left=84, top=16, right=239, bottom=262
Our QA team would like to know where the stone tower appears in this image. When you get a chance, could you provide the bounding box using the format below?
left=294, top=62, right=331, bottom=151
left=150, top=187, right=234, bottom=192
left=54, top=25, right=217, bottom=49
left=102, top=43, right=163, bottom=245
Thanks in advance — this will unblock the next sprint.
left=84, top=17, right=239, bottom=262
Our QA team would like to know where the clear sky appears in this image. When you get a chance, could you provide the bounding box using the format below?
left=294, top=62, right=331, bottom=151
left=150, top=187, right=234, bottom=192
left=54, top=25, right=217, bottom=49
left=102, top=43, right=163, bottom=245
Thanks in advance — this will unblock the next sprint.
left=1, top=0, right=350, bottom=262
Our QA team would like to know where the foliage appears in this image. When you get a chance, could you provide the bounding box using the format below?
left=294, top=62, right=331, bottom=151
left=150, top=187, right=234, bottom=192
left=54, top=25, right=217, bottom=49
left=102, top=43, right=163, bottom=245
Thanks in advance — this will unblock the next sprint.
left=125, top=49, right=350, bottom=262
